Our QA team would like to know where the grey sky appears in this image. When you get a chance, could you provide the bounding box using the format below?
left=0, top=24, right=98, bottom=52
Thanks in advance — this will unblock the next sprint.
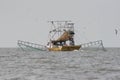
left=0, top=0, right=120, bottom=47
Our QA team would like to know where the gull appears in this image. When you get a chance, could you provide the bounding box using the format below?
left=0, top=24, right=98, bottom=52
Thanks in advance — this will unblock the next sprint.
left=115, top=29, right=118, bottom=35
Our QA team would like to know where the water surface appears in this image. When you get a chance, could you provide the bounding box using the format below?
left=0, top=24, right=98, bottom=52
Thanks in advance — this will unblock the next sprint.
left=0, top=48, right=120, bottom=80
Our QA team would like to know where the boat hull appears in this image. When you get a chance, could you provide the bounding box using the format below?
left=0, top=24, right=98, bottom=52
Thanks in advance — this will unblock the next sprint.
left=48, top=45, right=81, bottom=51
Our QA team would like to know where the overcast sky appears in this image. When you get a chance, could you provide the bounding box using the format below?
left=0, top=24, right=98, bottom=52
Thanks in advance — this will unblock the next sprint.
left=0, top=0, right=120, bottom=47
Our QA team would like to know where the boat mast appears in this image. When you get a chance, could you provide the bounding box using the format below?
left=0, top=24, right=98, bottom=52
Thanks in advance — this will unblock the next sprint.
left=48, top=21, right=74, bottom=41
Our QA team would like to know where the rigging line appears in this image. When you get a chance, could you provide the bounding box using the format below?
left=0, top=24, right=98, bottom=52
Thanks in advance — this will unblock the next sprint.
left=57, top=22, right=61, bottom=37
left=51, top=31, right=57, bottom=39
left=64, top=21, right=68, bottom=28
left=50, top=21, right=56, bottom=29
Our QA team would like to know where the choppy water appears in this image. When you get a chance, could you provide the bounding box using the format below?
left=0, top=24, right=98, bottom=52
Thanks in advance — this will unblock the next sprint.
left=0, top=48, right=120, bottom=80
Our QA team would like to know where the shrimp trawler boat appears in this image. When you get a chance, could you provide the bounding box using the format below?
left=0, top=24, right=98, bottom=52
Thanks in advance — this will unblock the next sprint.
left=47, top=21, right=81, bottom=51
left=17, top=20, right=105, bottom=51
